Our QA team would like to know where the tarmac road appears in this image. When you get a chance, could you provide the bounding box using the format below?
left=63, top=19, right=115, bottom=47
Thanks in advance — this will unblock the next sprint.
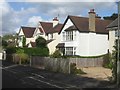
left=1, top=60, right=119, bottom=89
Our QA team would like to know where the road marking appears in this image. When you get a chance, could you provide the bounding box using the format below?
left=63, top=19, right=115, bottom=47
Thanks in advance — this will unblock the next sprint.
left=4, top=68, right=17, bottom=73
left=31, top=73, right=76, bottom=88
left=31, top=73, right=45, bottom=79
left=28, top=76, right=63, bottom=88
left=2, top=65, right=18, bottom=69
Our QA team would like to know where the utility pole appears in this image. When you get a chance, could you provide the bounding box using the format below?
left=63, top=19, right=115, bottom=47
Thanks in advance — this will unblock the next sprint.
left=117, top=1, right=120, bottom=87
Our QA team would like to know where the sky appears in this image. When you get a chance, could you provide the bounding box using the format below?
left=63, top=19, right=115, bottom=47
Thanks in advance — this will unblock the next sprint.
left=0, top=0, right=119, bottom=36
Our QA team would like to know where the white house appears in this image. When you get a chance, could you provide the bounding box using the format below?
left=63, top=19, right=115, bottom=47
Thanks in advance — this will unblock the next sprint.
left=106, top=17, right=120, bottom=53
left=18, top=26, right=36, bottom=47
left=57, top=9, right=112, bottom=56
left=17, top=17, right=63, bottom=55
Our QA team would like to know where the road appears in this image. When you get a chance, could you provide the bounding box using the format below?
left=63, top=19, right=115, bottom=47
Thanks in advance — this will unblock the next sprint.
left=1, top=60, right=118, bottom=89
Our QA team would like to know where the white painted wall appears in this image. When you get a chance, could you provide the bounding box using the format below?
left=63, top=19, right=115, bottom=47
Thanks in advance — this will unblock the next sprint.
left=109, top=30, right=116, bottom=53
left=26, top=37, right=35, bottom=45
left=47, top=33, right=61, bottom=55
left=77, top=32, right=89, bottom=56
left=88, top=33, right=109, bottom=56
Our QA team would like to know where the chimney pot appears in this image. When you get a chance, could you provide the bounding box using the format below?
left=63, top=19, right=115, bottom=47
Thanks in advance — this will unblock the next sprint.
left=53, top=17, right=58, bottom=21
left=89, top=9, right=95, bottom=14
left=53, top=17, right=59, bottom=27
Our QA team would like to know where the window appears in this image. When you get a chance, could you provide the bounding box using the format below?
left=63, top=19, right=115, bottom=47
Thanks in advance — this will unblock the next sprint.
left=74, top=47, right=76, bottom=55
left=66, top=31, right=73, bottom=41
left=62, top=32, right=65, bottom=41
left=50, top=34, right=53, bottom=39
left=66, top=47, right=73, bottom=55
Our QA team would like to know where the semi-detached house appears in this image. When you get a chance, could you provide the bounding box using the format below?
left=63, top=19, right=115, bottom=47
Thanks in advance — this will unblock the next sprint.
left=57, top=9, right=112, bottom=56
left=17, top=17, right=63, bottom=55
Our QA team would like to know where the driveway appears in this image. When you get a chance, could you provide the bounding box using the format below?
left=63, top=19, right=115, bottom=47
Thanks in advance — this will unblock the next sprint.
left=80, top=67, right=112, bottom=81
left=2, top=60, right=118, bottom=89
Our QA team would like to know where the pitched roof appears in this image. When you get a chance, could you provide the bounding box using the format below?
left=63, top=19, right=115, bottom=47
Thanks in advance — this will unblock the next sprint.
left=21, top=26, right=36, bottom=38
left=39, top=22, right=53, bottom=34
left=47, top=24, right=63, bottom=34
left=107, top=17, right=120, bottom=29
left=39, top=21, right=63, bottom=34
left=59, top=15, right=112, bottom=34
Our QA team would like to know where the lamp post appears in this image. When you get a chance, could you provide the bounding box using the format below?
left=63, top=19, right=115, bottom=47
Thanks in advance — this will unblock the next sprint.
left=117, top=1, right=120, bottom=86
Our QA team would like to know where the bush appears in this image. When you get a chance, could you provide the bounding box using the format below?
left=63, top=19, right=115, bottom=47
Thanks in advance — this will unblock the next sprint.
left=70, top=63, right=86, bottom=74
left=51, top=50, right=62, bottom=58
left=103, top=53, right=113, bottom=69
left=36, top=36, right=47, bottom=48
left=6, top=47, right=49, bottom=56
left=24, top=47, right=49, bottom=56
left=16, top=48, right=29, bottom=64
left=6, top=47, right=17, bottom=54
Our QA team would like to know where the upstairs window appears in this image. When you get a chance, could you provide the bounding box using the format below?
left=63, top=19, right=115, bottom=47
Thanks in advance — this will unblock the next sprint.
left=66, top=31, right=73, bottom=41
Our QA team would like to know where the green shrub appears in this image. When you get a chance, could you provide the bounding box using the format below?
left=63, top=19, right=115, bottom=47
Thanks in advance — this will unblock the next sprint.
left=36, top=36, right=47, bottom=48
left=70, top=63, right=86, bottom=74
left=51, top=50, right=62, bottom=58
left=16, top=48, right=29, bottom=64
left=23, top=47, right=49, bottom=56
left=6, top=47, right=17, bottom=54
left=103, top=53, right=113, bottom=69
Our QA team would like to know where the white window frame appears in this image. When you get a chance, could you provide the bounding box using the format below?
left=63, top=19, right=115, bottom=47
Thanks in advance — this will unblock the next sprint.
left=66, top=31, right=73, bottom=41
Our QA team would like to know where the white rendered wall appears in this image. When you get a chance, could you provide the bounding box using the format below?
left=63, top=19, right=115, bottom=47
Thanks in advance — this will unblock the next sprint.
left=88, top=33, right=109, bottom=56
left=47, top=33, right=61, bottom=55
left=109, top=30, right=116, bottom=53
left=76, top=32, right=89, bottom=56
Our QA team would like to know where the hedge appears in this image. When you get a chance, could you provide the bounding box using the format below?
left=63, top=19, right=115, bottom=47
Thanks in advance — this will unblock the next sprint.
left=6, top=47, right=49, bottom=56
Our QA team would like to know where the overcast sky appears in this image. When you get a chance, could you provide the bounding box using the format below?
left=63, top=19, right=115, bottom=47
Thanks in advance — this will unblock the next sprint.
left=0, top=0, right=119, bottom=36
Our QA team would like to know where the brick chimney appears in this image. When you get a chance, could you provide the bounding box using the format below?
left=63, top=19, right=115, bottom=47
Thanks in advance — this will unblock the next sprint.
left=88, top=9, right=96, bottom=32
left=53, top=17, right=59, bottom=27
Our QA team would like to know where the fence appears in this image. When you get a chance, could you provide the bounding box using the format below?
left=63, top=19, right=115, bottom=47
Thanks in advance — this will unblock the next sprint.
left=31, top=56, right=104, bottom=73
left=31, top=56, right=70, bottom=73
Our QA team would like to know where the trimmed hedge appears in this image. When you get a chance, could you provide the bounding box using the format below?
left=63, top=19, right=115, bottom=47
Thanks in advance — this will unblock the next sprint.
left=6, top=47, right=49, bottom=56
left=24, top=47, right=49, bottom=56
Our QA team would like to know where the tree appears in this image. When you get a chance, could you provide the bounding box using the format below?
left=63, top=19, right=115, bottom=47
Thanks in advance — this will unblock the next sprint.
left=36, top=36, right=47, bottom=48
left=2, top=34, right=18, bottom=47
left=2, top=40, right=8, bottom=48
left=16, top=48, right=29, bottom=65
left=22, top=37, right=26, bottom=47
left=103, top=13, right=118, bottom=20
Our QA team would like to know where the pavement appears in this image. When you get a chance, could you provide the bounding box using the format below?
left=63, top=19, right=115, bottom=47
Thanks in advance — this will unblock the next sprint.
left=1, top=60, right=119, bottom=89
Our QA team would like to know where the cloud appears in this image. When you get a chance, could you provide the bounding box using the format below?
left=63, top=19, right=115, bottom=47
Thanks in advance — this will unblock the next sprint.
left=1, top=0, right=39, bottom=35
left=1, top=0, right=118, bottom=36
left=27, top=16, right=43, bottom=26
